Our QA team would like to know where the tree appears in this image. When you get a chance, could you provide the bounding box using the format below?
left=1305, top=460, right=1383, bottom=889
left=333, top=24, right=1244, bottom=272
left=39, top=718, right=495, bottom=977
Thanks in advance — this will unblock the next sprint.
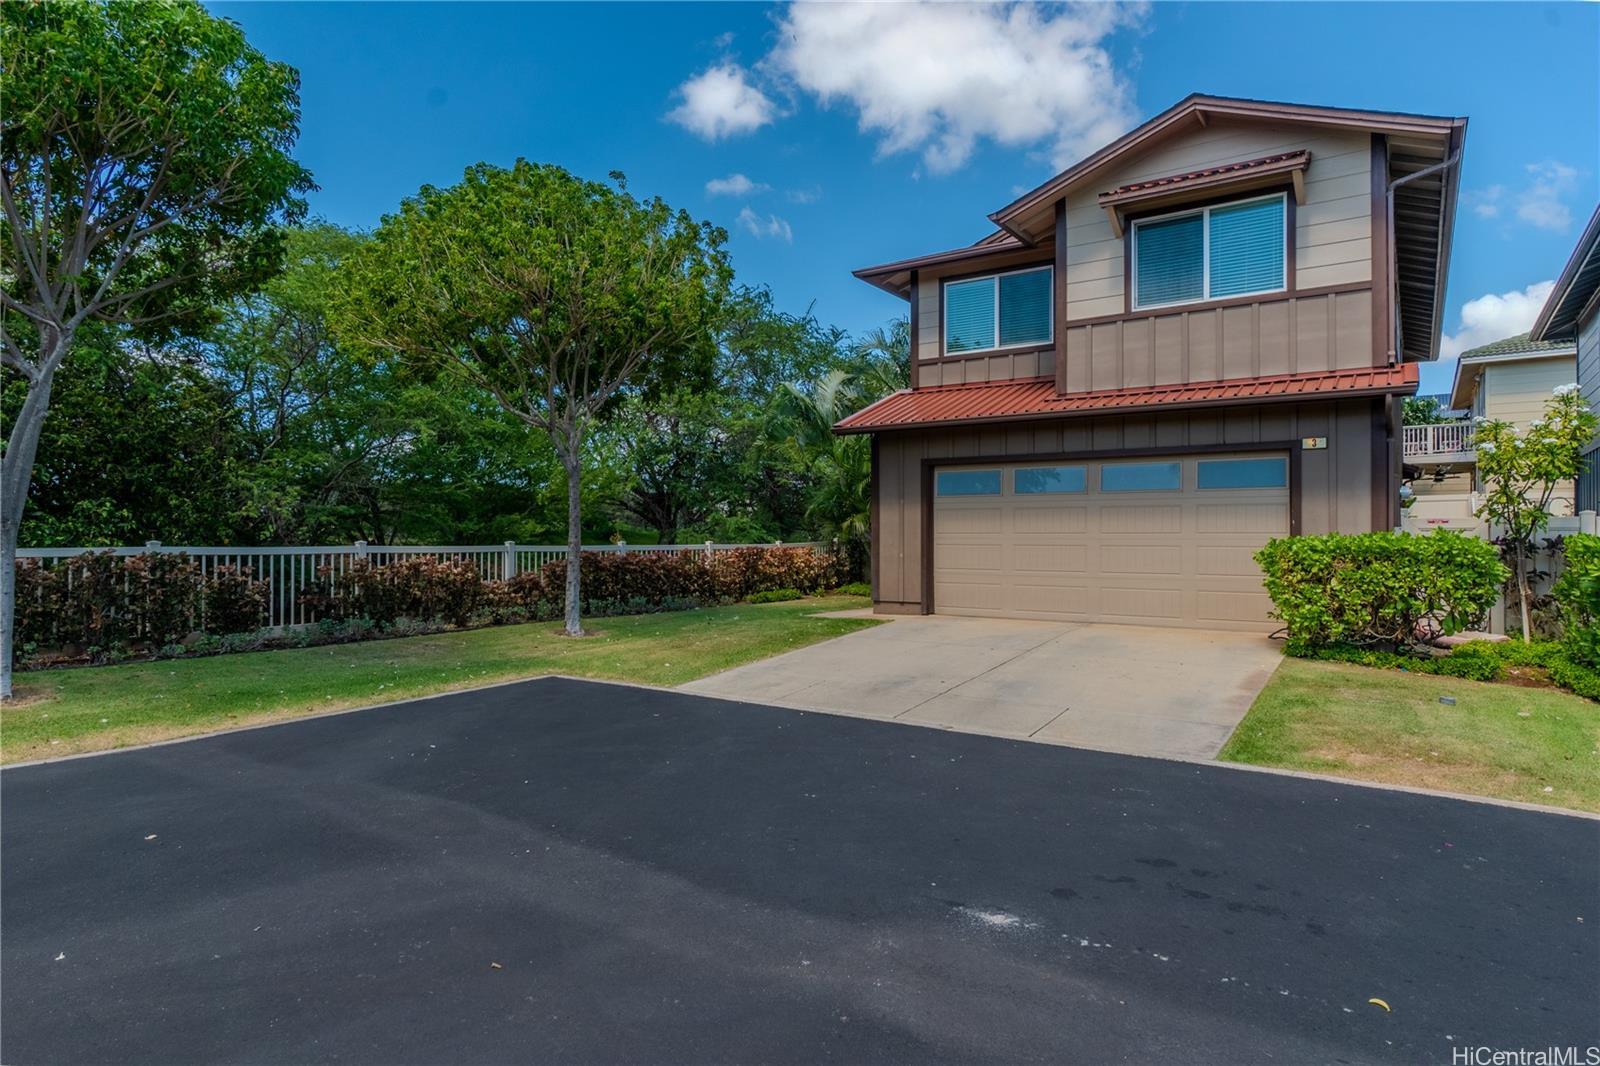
left=0, top=0, right=313, bottom=695
left=1402, top=395, right=1446, bottom=426
left=1, top=327, right=249, bottom=547
left=334, top=161, right=731, bottom=635
left=1473, top=385, right=1599, bottom=641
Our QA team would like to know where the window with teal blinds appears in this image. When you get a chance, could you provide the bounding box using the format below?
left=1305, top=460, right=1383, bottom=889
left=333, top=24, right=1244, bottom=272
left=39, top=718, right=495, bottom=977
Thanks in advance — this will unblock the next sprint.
left=943, top=267, right=1052, bottom=353
left=1133, top=193, right=1286, bottom=309
left=999, top=269, right=1052, bottom=347
left=944, top=278, right=996, bottom=353
left=1135, top=214, right=1204, bottom=307
left=1209, top=198, right=1285, bottom=297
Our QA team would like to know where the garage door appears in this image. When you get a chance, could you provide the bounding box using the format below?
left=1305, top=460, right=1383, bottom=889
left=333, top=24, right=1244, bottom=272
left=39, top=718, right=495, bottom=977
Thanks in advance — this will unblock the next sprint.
left=932, top=453, right=1289, bottom=630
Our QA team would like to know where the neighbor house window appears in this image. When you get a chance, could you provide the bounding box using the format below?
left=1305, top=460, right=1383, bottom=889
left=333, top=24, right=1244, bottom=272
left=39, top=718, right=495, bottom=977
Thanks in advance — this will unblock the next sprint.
left=936, top=469, right=1002, bottom=496
left=1133, top=194, right=1286, bottom=310
left=943, top=266, right=1053, bottom=354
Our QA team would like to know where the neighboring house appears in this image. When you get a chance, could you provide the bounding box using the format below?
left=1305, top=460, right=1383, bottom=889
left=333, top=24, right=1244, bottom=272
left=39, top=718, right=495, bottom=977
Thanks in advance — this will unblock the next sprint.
left=1406, top=333, right=1578, bottom=515
left=1529, top=204, right=1600, bottom=511
left=837, top=94, right=1465, bottom=631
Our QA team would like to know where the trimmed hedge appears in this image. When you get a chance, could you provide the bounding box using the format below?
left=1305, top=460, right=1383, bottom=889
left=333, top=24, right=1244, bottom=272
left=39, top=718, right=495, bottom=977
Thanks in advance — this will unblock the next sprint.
left=747, top=588, right=803, bottom=604
left=1256, top=531, right=1507, bottom=655
left=13, top=545, right=849, bottom=666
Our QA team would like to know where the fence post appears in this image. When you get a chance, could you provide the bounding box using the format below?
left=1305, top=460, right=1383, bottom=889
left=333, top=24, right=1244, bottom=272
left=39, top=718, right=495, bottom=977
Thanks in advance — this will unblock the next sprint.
left=617, top=540, right=626, bottom=554
left=705, top=540, right=713, bottom=560
left=1582, top=510, right=1597, bottom=536
left=144, top=539, right=161, bottom=552
left=354, top=540, right=368, bottom=560
left=503, top=540, right=517, bottom=579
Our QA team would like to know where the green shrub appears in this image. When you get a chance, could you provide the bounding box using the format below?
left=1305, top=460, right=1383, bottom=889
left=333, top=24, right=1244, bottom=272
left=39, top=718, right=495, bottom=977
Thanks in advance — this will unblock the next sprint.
left=1553, top=533, right=1600, bottom=665
left=748, top=587, right=803, bottom=603
left=1256, top=531, right=1507, bottom=655
left=834, top=581, right=871, bottom=597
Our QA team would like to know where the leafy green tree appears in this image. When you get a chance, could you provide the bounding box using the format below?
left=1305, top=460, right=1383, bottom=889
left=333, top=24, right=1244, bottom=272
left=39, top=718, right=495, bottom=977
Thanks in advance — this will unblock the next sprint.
left=1402, top=395, right=1446, bottom=426
left=1474, top=386, right=1600, bottom=641
left=1, top=328, right=249, bottom=546
left=334, top=162, right=731, bottom=635
left=0, top=0, right=313, bottom=694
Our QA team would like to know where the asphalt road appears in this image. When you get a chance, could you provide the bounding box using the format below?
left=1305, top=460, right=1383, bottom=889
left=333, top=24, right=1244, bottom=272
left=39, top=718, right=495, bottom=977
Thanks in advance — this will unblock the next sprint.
left=3, top=677, right=1596, bottom=1064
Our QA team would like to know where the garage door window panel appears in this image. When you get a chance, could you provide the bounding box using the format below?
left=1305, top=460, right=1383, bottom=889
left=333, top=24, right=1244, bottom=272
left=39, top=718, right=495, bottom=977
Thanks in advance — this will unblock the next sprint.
left=1015, top=465, right=1087, bottom=494
left=936, top=469, right=1002, bottom=496
left=1197, top=457, right=1288, bottom=490
left=1100, top=461, right=1183, bottom=492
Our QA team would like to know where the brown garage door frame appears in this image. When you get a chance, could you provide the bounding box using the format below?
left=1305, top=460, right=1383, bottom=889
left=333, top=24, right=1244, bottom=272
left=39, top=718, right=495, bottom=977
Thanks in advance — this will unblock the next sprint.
left=918, top=439, right=1304, bottom=615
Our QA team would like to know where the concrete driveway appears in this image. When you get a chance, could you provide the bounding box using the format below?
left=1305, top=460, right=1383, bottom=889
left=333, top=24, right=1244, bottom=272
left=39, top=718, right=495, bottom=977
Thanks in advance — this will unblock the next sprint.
left=680, top=614, right=1282, bottom=760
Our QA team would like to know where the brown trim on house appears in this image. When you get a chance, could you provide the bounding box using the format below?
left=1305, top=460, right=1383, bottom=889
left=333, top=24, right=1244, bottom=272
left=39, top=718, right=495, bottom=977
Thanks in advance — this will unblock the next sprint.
left=1120, top=184, right=1298, bottom=316
left=869, top=435, right=881, bottom=602
left=908, top=268, right=920, bottom=389
left=920, top=343, right=1053, bottom=367
left=1370, top=400, right=1389, bottom=531
left=1054, top=201, right=1069, bottom=395
left=920, top=462, right=935, bottom=614
left=935, top=257, right=1055, bottom=286
left=1370, top=133, right=1392, bottom=365
left=918, top=439, right=1305, bottom=612
left=1081, top=280, right=1370, bottom=331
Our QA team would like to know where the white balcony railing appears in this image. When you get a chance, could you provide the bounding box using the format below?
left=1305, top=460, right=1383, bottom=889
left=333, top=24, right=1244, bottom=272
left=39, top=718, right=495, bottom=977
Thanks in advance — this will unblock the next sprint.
left=1402, top=421, right=1474, bottom=459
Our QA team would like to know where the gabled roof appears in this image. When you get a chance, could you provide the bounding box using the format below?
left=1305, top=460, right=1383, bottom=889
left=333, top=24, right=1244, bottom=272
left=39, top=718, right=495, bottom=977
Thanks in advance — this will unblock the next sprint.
left=1448, top=333, right=1577, bottom=409
left=835, top=364, right=1418, bottom=435
left=1529, top=204, right=1600, bottom=343
left=1459, top=333, right=1572, bottom=360
left=990, top=94, right=1464, bottom=240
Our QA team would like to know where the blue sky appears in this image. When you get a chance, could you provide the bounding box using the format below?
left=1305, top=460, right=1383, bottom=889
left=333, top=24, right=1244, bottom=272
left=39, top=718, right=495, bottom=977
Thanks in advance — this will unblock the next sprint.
left=217, top=1, right=1598, bottom=393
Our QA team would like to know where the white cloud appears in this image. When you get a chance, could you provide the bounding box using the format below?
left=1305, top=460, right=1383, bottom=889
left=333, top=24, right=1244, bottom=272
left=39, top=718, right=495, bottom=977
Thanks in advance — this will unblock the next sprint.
left=736, top=207, right=793, bottom=242
left=764, top=1, right=1144, bottom=173
left=1440, top=280, right=1556, bottom=360
left=667, top=62, right=775, bottom=140
left=1516, top=161, right=1578, bottom=232
left=705, top=173, right=770, bottom=197
left=1468, top=184, right=1503, bottom=219
left=785, top=186, right=822, bottom=205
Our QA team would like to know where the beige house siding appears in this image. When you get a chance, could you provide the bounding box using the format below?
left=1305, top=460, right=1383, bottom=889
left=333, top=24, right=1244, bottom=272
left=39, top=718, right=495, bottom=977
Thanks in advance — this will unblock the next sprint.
left=1482, top=356, right=1577, bottom=424
left=912, top=247, right=1056, bottom=372
left=871, top=398, right=1386, bottom=611
left=1063, top=122, right=1373, bottom=322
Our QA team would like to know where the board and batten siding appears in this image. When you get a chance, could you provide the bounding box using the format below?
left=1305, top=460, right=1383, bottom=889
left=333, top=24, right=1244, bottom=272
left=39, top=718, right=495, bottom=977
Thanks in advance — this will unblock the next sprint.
left=870, top=398, right=1385, bottom=611
left=912, top=246, right=1058, bottom=384
left=1063, top=122, right=1374, bottom=322
left=1482, top=355, right=1580, bottom=514
left=1578, top=312, right=1600, bottom=511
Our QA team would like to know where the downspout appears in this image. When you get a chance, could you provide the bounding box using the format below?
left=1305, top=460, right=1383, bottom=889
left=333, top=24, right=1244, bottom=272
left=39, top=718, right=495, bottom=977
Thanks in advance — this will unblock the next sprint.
left=1386, top=149, right=1462, bottom=364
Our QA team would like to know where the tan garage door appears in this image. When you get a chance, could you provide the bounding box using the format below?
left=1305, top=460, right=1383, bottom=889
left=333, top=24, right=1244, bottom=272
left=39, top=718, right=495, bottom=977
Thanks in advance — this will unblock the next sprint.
left=932, top=453, right=1289, bottom=631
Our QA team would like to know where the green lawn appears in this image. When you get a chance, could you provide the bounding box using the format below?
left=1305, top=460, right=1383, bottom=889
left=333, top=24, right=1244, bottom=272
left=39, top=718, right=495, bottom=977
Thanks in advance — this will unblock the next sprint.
left=2, top=596, right=878, bottom=764
left=1220, top=657, right=1600, bottom=813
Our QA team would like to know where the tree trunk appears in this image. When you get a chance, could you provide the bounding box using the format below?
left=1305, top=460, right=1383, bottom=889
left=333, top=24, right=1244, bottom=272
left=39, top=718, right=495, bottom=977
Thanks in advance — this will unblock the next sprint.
left=561, top=445, right=584, bottom=637
left=2, top=327, right=70, bottom=699
left=1516, top=538, right=1532, bottom=643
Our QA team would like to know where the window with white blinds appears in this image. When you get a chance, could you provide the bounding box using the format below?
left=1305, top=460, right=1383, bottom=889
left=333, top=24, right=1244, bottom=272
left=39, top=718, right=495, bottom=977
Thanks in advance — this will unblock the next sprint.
left=943, top=266, right=1053, bottom=354
left=1133, top=193, right=1287, bottom=310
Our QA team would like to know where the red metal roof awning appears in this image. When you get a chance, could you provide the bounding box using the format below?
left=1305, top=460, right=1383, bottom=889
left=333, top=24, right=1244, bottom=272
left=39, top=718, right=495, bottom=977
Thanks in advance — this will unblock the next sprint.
left=834, top=364, right=1419, bottom=435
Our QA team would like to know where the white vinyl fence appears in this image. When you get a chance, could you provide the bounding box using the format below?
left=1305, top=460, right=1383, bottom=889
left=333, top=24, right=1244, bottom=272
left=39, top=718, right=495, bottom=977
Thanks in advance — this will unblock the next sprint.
left=16, top=541, right=822, bottom=630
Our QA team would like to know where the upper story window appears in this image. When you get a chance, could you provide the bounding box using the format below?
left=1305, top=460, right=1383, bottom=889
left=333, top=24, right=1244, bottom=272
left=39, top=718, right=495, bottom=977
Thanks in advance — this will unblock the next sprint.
left=944, top=266, right=1053, bottom=354
left=1132, top=193, right=1286, bottom=310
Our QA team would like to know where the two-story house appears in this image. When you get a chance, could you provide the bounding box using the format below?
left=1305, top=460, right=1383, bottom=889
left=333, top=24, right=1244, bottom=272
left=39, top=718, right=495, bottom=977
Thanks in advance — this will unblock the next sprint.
left=1529, top=205, right=1600, bottom=510
left=837, top=95, right=1466, bottom=631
